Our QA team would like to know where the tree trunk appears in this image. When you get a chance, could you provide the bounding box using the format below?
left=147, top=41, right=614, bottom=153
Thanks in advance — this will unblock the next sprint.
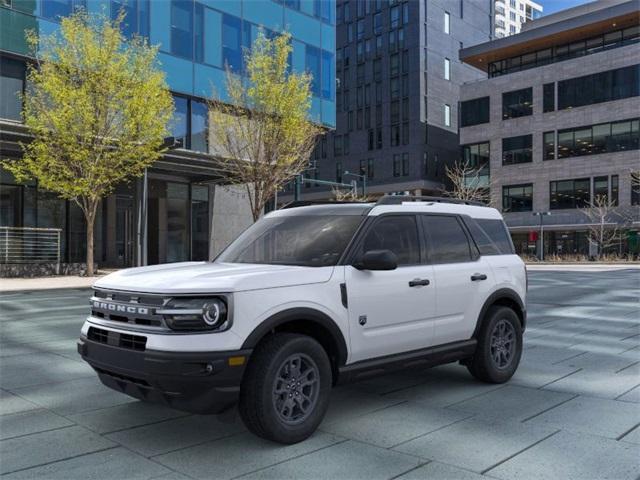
left=86, top=214, right=95, bottom=276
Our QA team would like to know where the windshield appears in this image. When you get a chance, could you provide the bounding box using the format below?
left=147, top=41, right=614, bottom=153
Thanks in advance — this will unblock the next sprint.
left=216, top=215, right=363, bottom=267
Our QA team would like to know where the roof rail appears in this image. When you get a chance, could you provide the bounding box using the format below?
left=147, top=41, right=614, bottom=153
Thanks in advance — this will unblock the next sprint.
left=375, top=195, right=486, bottom=207
left=281, top=200, right=370, bottom=209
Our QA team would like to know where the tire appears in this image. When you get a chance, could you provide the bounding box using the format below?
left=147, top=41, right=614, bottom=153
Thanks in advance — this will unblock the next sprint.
left=238, top=333, right=332, bottom=444
left=467, top=306, right=522, bottom=383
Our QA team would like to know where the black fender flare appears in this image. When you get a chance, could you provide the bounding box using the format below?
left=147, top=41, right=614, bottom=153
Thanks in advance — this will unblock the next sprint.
left=473, top=288, right=527, bottom=337
left=241, top=307, right=349, bottom=366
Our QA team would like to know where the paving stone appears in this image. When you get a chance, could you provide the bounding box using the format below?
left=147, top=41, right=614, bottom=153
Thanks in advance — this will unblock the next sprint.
left=447, top=385, right=574, bottom=421
left=155, top=432, right=343, bottom=479
left=385, top=377, right=504, bottom=408
left=619, top=426, right=640, bottom=445
left=0, top=352, right=93, bottom=389
left=542, top=368, right=640, bottom=399
left=487, top=430, right=640, bottom=480
left=3, top=447, right=169, bottom=479
left=556, top=352, right=639, bottom=373
left=321, top=386, right=403, bottom=426
left=106, top=414, right=245, bottom=457
left=617, top=385, right=640, bottom=403
left=525, top=396, right=640, bottom=439
left=12, top=377, right=137, bottom=415
left=321, top=401, right=471, bottom=448
left=350, top=370, right=435, bottom=395
left=394, top=417, right=556, bottom=473
left=0, top=390, right=39, bottom=415
left=239, top=440, right=422, bottom=480
left=510, top=362, right=580, bottom=389
left=70, top=401, right=189, bottom=434
left=519, top=345, right=586, bottom=365
left=0, top=426, right=115, bottom=475
left=395, top=461, right=489, bottom=480
left=0, top=408, right=73, bottom=440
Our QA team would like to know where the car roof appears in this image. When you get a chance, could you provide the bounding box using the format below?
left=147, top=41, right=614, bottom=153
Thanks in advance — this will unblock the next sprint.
left=268, top=200, right=503, bottom=220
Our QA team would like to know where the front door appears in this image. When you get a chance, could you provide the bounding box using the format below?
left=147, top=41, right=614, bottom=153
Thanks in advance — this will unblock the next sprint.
left=345, top=215, right=436, bottom=363
left=115, top=196, right=134, bottom=267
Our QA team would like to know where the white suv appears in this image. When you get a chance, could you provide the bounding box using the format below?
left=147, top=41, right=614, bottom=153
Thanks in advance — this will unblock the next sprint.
left=78, top=196, right=526, bottom=444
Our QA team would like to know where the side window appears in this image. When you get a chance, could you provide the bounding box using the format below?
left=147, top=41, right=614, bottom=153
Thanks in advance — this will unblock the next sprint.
left=477, top=219, right=515, bottom=254
left=359, top=216, right=420, bottom=265
left=464, top=219, right=500, bottom=256
left=422, top=216, right=473, bottom=264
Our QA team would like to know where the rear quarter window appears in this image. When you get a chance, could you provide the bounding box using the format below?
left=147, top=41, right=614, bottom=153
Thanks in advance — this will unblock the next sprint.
left=466, top=218, right=515, bottom=255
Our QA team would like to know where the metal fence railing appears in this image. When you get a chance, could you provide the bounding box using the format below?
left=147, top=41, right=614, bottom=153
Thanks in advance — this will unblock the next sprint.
left=0, top=227, right=62, bottom=273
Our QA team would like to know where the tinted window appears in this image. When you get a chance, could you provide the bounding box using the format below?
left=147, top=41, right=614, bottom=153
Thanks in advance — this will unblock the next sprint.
left=502, top=134, right=532, bottom=165
left=359, top=216, right=420, bottom=265
left=464, top=220, right=500, bottom=256
left=503, top=87, right=533, bottom=119
left=477, top=219, right=514, bottom=254
left=460, top=96, right=490, bottom=127
left=422, top=216, right=472, bottom=264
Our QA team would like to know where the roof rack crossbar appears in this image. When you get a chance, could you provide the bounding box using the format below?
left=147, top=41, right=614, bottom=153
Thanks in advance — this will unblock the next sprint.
left=375, top=195, right=486, bottom=207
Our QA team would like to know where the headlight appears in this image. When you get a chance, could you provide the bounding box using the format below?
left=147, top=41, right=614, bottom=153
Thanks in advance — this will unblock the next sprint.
left=159, top=297, right=230, bottom=332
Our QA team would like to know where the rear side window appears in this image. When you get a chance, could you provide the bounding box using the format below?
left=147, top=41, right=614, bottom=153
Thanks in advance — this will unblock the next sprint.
left=477, top=219, right=515, bottom=254
left=464, top=220, right=501, bottom=256
left=359, top=215, right=421, bottom=265
left=422, top=215, right=473, bottom=264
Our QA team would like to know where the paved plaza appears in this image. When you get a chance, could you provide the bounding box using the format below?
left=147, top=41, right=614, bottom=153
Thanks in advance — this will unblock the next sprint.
left=0, top=268, right=639, bottom=479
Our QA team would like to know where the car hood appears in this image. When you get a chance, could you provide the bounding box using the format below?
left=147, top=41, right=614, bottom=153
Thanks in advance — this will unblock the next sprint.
left=93, top=262, right=335, bottom=294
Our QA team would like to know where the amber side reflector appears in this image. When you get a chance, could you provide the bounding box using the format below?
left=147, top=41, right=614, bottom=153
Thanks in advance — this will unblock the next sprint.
left=228, top=356, right=246, bottom=366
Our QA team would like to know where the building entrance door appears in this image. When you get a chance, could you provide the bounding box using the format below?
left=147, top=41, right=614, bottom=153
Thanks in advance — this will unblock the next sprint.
left=115, top=196, right=134, bottom=267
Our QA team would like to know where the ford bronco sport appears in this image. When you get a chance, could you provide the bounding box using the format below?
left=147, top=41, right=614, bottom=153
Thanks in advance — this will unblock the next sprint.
left=78, top=196, right=526, bottom=444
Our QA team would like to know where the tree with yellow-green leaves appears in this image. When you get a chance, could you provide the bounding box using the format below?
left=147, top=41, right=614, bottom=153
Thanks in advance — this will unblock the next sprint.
left=208, top=31, right=322, bottom=222
left=3, top=11, right=173, bottom=275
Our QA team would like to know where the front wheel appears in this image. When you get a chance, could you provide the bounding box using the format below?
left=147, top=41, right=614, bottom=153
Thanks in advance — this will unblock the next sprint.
left=239, top=333, right=332, bottom=444
left=467, top=306, right=522, bottom=383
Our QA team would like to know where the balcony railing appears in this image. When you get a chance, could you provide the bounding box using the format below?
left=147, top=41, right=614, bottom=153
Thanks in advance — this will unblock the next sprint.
left=0, top=227, right=62, bottom=273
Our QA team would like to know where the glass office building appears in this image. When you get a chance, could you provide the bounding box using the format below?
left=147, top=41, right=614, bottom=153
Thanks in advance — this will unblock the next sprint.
left=0, top=0, right=335, bottom=269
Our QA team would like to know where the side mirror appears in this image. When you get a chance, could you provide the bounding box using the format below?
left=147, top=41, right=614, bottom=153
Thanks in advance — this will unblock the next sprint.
left=354, top=249, right=398, bottom=271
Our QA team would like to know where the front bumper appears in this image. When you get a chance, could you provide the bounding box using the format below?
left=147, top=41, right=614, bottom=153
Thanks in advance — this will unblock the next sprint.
left=78, top=335, right=252, bottom=414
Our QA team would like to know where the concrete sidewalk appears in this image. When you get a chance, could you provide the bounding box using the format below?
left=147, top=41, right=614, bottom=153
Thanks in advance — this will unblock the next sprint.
left=0, top=273, right=110, bottom=292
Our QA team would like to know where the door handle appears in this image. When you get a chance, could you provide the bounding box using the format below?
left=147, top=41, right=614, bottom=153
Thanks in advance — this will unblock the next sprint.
left=409, top=278, right=430, bottom=287
left=471, top=273, right=488, bottom=281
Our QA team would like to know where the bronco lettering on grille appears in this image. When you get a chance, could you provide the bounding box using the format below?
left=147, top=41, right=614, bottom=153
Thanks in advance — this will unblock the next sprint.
left=92, top=300, right=149, bottom=315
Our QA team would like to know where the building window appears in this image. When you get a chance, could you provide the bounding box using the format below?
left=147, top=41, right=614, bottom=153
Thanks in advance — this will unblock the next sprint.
left=632, top=172, right=640, bottom=206
left=503, top=184, right=533, bottom=212
left=502, top=134, right=532, bottom=165
left=461, top=142, right=490, bottom=177
left=390, top=54, right=399, bottom=77
left=557, top=118, right=640, bottom=158
left=558, top=64, right=640, bottom=110
left=367, top=158, right=374, bottom=178
left=402, top=153, right=409, bottom=176
left=502, top=87, right=533, bottom=119
left=41, top=0, right=86, bottom=20
left=390, top=78, right=399, bottom=99
left=402, top=122, right=409, bottom=144
left=390, top=5, right=400, bottom=28
left=334, top=135, right=342, bottom=156
left=112, top=0, right=150, bottom=38
left=543, top=131, right=555, bottom=160
left=444, top=58, right=450, bottom=80
left=222, top=13, right=242, bottom=71
left=368, top=129, right=374, bottom=150
left=171, top=0, right=194, bottom=60
left=305, top=45, right=321, bottom=97
left=444, top=104, right=451, bottom=127
left=543, top=82, right=555, bottom=112
left=171, top=95, right=189, bottom=148
left=321, top=50, right=334, bottom=100
left=444, top=11, right=450, bottom=34
left=0, top=56, right=25, bottom=121
left=393, top=154, right=401, bottom=176
left=550, top=178, right=591, bottom=209
left=374, top=12, right=382, bottom=34
left=376, top=128, right=382, bottom=149
left=190, top=99, right=208, bottom=153
left=460, top=96, right=489, bottom=127
left=336, top=162, right=343, bottom=183
left=391, top=125, right=400, bottom=146
left=343, top=133, right=350, bottom=155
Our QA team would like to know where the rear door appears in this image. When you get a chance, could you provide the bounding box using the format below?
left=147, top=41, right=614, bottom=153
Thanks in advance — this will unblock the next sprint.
left=421, top=215, right=494, bottom=345
left=345, top=214, right=436, bottom=363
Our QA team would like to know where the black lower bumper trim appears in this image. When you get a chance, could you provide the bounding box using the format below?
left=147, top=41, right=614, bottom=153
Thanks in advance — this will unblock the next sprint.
left=78, top=336, right=252, bottom=414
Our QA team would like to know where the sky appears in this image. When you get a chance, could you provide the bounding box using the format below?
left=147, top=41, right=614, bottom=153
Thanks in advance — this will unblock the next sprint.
left=538, top=0, right=594, bottom=15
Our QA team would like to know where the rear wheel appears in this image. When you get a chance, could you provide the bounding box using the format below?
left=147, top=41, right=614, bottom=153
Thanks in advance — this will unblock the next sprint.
left=467, top=306, right=522, bottom=383
left=239, top=333, right=332, bottom=444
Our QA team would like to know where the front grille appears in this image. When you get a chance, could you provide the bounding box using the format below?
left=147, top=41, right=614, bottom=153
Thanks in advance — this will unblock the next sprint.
left=90, top=289, right=167, bottom=330
left=88, top=326, right=147, bottom=351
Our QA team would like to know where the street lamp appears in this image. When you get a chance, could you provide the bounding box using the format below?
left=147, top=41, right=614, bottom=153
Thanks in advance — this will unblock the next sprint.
left=532, top=211, right=551, bottom=261
left=343, top=171, right=367, bottom=196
